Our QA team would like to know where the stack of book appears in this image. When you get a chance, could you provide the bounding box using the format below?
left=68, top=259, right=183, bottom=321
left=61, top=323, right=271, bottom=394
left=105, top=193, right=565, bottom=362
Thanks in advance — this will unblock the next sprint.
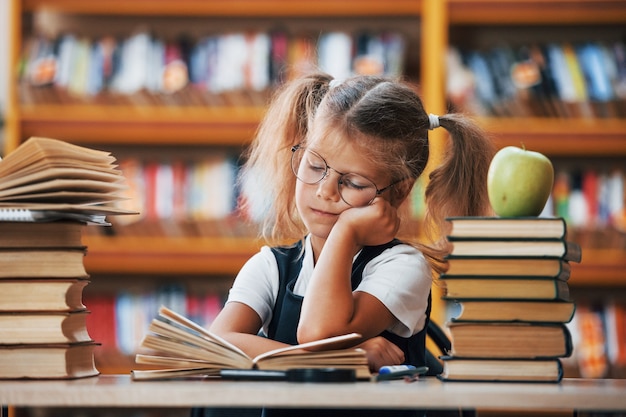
left=0, top=137, right=134, bottom=379
left=438, top=216, right=582, bottom=383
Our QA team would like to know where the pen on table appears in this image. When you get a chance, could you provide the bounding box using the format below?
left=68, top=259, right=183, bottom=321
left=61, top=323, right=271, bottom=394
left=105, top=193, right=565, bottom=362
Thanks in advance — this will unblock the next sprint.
left=373, top=365, right=428, bottom=382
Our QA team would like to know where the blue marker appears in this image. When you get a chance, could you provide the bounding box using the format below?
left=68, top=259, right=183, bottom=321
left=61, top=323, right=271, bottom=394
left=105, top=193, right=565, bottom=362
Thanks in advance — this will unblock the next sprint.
left=379, top=365, right=416, bottom=375
left=375, top=365, right=428, bottom=381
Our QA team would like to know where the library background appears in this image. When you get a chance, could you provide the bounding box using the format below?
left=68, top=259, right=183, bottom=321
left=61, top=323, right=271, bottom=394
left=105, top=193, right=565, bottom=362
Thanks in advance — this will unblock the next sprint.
left=1, top=0, right=626, bottom=414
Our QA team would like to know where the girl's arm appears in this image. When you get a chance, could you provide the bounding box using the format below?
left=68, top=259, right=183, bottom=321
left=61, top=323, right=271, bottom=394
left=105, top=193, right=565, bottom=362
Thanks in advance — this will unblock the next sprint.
left=209, top=301, right=291, bottom=358
left=297, top=198, right=401, bottom=344
left=212, top=298, right=404, bottom=370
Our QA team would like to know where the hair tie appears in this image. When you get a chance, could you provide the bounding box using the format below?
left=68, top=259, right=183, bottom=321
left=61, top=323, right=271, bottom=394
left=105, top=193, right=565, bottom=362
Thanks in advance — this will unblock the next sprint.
left=329, top=79, right=341, bottom=89
left=428, top=113, right=440, bottom=130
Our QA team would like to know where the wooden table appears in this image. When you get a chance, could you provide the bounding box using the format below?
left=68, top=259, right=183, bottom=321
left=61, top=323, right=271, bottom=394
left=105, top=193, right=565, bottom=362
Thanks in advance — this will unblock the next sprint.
left=2, top=375, right=626, bottom=412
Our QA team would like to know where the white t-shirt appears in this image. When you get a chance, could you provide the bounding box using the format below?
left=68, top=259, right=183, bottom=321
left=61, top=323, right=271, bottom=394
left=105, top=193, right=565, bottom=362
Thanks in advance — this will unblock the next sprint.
left=225, top=235, right=433, bottom=338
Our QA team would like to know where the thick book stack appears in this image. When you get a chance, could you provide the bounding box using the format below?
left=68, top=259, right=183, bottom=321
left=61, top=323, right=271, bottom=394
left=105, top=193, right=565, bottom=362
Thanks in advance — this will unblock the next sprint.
left=0, top=137, right=135, bottom=379
left=438, top=216, right=582, bottom=383
left=0, top=221, right=100, bottom=379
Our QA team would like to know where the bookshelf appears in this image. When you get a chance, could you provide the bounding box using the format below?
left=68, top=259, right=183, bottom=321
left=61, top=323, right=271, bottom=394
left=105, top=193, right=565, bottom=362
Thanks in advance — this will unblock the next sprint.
left=6, top=0, right=423, bottom=271
left=5, top=0, right=626, bottom=378
left=6, top=0, right=426, bottom=376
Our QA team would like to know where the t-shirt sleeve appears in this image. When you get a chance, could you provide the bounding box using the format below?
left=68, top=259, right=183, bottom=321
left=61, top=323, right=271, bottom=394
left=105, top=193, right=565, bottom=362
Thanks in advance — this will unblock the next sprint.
left=356, top=244, right=432, bottom=338
left=224, top=246, right=279, bottom=329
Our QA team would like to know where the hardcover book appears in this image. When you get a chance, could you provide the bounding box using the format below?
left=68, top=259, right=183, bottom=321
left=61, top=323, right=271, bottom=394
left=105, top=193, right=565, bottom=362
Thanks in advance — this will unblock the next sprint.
left=438, top=356, right=564, bottom=383
left=0, top=279, right=88, bottom=312
left=445, top=216, right=568, bottom=239
left=447, top=239, right=581, bottom=262
left=0, top=221, right=85, bottom=247
left=0, top=311, right=92, bottom=344
left=0, top=342, right=99, bottom=379
left=440, top=276, right=570, bottom=301
left=0, top=248, right=88, bottom=278
left=443, top=257, right=571, bottom=279
left=446, top=322, right=573, bottom=359
left=449, top=300, right=576, bottom=323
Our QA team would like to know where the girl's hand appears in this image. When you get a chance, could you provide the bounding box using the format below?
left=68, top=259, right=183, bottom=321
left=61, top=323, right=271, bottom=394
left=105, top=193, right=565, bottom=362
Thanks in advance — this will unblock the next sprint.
left=336, top=198, right=400, bottom=247
left=356, top=336, right=405, bottom=372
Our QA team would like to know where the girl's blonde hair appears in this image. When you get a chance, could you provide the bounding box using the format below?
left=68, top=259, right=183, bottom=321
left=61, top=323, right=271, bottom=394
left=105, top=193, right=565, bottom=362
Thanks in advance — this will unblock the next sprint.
left=239, top=72, right=495, bottom=273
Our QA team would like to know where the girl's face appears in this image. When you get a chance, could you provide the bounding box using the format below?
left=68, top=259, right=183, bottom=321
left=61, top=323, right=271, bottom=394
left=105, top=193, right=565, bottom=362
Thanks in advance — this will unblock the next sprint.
left=294, top=133, right=392, bottom=244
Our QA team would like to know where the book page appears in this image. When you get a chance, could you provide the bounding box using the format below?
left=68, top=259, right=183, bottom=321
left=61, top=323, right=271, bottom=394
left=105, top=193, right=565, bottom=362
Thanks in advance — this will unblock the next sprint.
left=0, top=179, right=127, bottom=198
left=158, top=306, right=249, bottom=358
left=0, top=203, right=138, bottom=215
left=131, top=367, right=220, bottom=380
left=252, top=332, right=362, bottom=364
left=0, top=167, right=124, bottom=191
left=147, top=318, right=251, bottom=367
left=0, top=137, right=116, bottom=177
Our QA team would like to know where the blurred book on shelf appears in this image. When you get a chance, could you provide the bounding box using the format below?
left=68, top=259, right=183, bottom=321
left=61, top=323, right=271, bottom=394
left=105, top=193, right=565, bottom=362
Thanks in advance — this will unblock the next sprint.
left=85, top=283, right=226, bottom=371
left=18, top=28, right=406, bottom=107
left=565, top=300, right=626, bottom=379
left=550, top=167, right=625, bottom=249
left=446, top=41, right=626, bottom=119
left=84, top=155, right=260, bottom=238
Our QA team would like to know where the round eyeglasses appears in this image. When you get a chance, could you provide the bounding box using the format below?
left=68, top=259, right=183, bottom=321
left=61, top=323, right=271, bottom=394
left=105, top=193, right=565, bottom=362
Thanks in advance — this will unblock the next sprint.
left=290, top=145, right=397, bottom=207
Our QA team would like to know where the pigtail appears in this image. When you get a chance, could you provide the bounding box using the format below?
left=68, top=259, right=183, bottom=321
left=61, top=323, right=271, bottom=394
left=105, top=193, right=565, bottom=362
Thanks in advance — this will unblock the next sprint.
left=238, top=73, right=333, bottom=243
left=421, top=113, right=496, bottom=271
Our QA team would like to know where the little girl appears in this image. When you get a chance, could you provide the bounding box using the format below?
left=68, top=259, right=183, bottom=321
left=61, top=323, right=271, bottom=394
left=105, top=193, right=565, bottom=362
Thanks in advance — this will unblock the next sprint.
left=206, top=72, right=495, bottom=416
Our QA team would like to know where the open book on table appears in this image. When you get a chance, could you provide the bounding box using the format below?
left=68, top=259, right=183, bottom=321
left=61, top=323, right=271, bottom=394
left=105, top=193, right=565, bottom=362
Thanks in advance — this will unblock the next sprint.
left=131, top=306, right=371, bottom=380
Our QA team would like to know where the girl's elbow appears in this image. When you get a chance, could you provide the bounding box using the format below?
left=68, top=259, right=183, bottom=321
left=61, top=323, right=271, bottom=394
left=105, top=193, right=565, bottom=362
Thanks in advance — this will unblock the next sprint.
left=296, top=324, right=335, bottom=346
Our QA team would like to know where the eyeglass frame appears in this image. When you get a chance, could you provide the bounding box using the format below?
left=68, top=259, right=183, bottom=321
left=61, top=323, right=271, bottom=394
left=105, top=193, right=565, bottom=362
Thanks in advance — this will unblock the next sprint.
left=290, top=144, right=402, bottom=207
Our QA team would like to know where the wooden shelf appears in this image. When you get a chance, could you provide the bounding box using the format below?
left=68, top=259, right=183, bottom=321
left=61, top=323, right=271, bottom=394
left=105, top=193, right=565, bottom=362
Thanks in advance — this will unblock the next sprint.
left=22, top=0, right=422, bottom=16
left=16, top=106, right=626, bottom=153
left=478, top=117, right=626, bottom=157
left=448, top=0, right=626, bottom=24
left=18, top=104, right=265, bottom=146
left=570, top=249, right=626, bottom=286
left=81, top=234, right=626, bottom=286
left=83, top=235, right=263, bottom=275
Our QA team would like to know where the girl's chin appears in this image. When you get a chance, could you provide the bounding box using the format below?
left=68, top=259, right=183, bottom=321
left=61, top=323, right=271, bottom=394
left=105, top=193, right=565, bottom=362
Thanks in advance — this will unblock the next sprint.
left=304, top=224, right=333, bottom=241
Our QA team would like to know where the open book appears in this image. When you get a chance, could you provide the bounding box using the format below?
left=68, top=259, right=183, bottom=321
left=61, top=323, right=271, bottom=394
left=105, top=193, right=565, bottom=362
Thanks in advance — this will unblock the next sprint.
left=131, top=306, right=371, bottom=380
left=0, top=136, right=137, bottom=222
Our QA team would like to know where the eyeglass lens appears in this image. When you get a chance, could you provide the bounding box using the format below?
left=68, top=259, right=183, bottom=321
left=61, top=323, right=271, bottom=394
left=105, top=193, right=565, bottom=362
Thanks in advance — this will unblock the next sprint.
left=291, top=147, right=378, bottom=207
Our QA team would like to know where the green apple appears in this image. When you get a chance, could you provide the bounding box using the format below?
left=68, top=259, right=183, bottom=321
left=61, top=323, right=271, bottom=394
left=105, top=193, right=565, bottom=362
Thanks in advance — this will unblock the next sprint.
left=487, top=146, right=554, bottom=217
